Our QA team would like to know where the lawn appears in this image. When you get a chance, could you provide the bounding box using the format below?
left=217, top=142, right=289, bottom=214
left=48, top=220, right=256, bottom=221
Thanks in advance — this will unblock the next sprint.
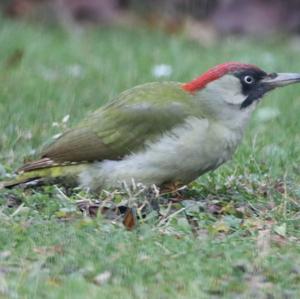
left=0, top=17, right=300, bottom=299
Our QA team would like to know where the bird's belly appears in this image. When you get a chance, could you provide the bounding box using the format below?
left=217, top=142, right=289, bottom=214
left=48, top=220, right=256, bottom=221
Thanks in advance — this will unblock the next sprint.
left=79, top=117, right=243, bottom=190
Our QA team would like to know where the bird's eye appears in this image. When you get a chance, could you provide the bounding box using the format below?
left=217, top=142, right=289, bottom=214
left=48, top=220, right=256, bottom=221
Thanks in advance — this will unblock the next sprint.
left=244, top=75, right=254, bottom=84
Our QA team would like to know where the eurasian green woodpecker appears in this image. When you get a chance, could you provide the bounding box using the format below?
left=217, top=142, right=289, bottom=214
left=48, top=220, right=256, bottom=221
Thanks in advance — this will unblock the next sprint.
left=2, top=62, right=300, bottom=191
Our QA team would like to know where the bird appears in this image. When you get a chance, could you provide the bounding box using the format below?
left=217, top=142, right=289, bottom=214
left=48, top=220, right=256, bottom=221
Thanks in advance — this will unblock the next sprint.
left=2, top=62, right=300, bottom=192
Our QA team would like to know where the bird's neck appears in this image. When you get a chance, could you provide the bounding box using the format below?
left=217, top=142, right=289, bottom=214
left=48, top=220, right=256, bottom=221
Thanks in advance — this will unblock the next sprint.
left=194, top=89, right=256, bottom=133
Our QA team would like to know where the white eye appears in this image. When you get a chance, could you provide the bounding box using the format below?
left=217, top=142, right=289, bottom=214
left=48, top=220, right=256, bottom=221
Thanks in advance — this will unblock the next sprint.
left=244, top=75, right=254, bottom=84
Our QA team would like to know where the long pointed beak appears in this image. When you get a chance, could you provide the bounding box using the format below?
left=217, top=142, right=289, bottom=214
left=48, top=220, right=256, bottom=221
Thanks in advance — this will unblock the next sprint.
left=261, top=73, right=300, bottom=88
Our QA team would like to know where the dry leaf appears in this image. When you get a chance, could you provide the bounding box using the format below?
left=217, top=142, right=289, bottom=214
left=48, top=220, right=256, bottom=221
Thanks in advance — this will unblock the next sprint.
left=123, top=207, right=137, bottom=230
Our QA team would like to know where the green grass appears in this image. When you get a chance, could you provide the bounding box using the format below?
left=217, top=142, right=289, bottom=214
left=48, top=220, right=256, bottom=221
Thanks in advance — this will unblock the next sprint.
left=0, top=17, right=300, bottom=298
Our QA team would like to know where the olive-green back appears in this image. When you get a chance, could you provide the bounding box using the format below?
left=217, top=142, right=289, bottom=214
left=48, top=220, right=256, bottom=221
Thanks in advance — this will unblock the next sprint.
left=41, top=82, right=198, bottom=164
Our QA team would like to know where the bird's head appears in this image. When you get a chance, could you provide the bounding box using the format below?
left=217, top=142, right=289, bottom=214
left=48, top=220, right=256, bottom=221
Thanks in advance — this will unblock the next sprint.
left=182, top=62, right=300, bottom=112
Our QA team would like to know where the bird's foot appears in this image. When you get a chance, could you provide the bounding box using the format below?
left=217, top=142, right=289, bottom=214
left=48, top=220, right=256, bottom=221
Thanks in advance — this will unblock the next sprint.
left=160, top=181, right=187, bottom=201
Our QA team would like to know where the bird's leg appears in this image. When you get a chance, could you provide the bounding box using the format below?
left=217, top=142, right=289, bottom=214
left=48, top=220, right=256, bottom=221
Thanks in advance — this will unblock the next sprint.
left=160, top=180, right=187, bottom=201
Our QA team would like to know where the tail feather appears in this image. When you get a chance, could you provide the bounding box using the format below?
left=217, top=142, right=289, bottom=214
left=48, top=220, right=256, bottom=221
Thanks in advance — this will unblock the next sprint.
left=1, top=164, right=87, bottom=189
left=1, top=173, right=40, bottom=189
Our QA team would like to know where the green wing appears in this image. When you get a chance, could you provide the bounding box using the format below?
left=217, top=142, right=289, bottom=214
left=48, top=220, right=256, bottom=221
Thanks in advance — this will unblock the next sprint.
left=40, top=82, right=197, bottom=164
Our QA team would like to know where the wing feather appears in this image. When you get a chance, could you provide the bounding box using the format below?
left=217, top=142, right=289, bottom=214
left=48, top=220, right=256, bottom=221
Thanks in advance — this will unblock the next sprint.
left=33, top=82, right=197, bottom=166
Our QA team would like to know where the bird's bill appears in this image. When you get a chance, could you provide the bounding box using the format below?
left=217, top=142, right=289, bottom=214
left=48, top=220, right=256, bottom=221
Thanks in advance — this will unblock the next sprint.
left=262, top=73, right=300, bottom=88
